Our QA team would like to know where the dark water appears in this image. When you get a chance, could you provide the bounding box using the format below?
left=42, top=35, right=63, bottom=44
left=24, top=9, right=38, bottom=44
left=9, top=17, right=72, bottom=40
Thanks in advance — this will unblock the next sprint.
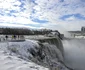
left=63, top=38, right=85, bottom=70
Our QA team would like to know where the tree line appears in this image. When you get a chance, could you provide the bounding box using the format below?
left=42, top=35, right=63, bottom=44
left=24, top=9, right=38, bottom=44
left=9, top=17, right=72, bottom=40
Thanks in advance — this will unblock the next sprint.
left=0, top=28, right=59, bottom=35
left=0, top=28, right=32, bottom=35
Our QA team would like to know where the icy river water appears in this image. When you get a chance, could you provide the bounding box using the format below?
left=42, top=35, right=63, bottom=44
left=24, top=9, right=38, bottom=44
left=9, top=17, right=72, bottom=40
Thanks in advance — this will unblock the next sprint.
left=63, top=38, right=85, bottom=70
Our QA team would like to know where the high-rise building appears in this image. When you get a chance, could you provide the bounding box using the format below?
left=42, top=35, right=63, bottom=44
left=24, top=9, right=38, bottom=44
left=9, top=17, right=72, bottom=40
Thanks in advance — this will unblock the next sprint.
left=81, top=27, right=85, bottom=32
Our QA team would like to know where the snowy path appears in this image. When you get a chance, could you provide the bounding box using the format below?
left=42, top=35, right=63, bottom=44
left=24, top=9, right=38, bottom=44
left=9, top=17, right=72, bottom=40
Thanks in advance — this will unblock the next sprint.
left=63, top=39, right=85, bottom=70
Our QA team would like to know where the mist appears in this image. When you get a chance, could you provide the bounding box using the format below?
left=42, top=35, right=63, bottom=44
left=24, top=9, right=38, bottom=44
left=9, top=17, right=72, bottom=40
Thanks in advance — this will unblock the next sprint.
left=59, top=30, right=72, bottom=38
left=62, top=38, right=85, bottom=70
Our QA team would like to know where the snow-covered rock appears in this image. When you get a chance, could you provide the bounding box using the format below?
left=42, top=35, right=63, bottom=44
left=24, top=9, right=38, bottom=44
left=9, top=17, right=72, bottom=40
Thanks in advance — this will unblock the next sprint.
left=0, top=50, right=48, bottom=70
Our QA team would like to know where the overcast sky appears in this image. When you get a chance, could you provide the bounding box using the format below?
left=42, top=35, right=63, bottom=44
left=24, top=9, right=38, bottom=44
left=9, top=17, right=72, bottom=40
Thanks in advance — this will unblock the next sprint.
left=0, top=0, right=85, bottom=31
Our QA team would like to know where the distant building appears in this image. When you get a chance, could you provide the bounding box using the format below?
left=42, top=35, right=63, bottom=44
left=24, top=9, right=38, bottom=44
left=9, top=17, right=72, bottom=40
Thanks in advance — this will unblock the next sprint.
left=81, top=27, right=85, bottom=32
left=68, top=27, right=85, bottom=38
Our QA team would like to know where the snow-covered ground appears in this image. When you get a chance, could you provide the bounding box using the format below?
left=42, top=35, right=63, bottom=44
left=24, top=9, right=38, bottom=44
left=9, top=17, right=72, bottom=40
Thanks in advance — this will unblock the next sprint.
left=0, top=50, right=48, bottom=70
left=0, top=41, right=49, bottom=70
left=75, top=36, right=85, bottom=38
left=0, top=39, right=69, bottom=70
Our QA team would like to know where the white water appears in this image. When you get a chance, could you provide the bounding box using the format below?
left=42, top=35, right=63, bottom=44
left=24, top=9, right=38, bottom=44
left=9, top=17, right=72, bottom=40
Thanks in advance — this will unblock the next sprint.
left=63, top=38, right=85, bottom=70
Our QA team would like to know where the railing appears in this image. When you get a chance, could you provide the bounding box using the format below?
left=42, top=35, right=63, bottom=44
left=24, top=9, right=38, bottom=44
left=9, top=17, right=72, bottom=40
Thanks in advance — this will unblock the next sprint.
left=0, top=37, right=25, bottom=42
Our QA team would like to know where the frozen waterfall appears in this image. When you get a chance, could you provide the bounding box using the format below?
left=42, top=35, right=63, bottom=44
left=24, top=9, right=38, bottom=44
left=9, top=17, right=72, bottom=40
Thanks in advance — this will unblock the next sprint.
left=0, top=39, right=69, bottom=70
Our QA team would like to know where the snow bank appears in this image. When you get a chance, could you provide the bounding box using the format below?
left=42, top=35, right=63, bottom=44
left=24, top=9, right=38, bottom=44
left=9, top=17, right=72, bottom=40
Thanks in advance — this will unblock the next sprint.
left=7, top=40, right=41, bottom=61
left=0, top=50, right=48, bottom=70
left=0, top=40, right=49, bottom=70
